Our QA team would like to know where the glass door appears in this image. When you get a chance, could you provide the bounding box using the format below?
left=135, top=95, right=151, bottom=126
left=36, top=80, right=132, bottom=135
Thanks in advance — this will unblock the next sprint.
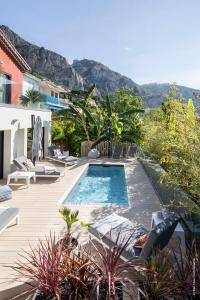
left=0, top=74, right=11, bottom=104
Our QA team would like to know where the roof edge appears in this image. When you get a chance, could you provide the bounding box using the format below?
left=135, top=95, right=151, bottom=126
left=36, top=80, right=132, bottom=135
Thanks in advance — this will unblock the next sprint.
left=0, top=29, right=31, bottom=72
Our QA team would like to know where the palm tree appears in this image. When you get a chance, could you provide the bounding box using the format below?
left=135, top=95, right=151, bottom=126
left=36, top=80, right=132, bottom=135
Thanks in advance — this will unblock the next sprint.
left=20, top=89, right=44, bottom=107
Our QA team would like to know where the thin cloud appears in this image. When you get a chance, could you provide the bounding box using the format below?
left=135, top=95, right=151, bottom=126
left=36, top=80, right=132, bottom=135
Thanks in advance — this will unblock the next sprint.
left=124, top=47, right=132, bottom=51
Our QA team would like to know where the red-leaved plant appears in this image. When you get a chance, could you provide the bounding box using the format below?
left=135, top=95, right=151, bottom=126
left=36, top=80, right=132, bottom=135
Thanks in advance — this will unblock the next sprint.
left=167, top=239, right=200, bottom=299
left=137, top=240, right=200, bottom=300
left=137, top=248, right=179, bottom=300
left=63, top=247, right=97, bottom=299
left=12, top=233, right=65, bottom=300
left=89, top=230, right=143, bottom=300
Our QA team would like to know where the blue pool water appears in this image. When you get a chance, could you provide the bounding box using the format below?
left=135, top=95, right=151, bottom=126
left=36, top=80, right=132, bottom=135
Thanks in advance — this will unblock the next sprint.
left=64, top=164, right=128, bottom=205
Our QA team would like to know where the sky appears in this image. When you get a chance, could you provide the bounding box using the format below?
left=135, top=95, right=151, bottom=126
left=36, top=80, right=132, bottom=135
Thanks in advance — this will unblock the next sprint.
left=1, top=0, right=200, bottom=89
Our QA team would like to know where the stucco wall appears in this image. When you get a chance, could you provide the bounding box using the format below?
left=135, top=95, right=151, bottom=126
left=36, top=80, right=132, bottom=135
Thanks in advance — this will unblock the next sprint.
left=0, top=104, right=51, bottom=177
left=0, top=104, right=51, bottom=130
left=0, top=45, right=23, bottom=105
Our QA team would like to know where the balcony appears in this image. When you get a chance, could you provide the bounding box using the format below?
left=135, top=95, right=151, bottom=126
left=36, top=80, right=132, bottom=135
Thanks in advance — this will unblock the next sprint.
left=43, top=95, right=69, bottom=110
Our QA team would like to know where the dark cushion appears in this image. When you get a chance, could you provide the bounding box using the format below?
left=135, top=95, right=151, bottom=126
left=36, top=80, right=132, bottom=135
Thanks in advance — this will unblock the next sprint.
left=141, top=211, right=180, bottom=259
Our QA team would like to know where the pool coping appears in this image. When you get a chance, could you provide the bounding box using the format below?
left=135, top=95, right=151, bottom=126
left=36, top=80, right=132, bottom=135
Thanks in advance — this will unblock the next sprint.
left=58, top=162, right=130, bottom=207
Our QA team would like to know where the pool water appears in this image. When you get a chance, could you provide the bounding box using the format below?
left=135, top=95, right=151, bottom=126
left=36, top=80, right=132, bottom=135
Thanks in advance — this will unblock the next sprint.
left=64, top=164, right=128, bottom=205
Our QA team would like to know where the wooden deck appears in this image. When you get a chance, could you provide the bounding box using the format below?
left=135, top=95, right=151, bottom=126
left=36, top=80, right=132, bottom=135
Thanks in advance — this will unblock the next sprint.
left=0, top=158, right=161, bottom=300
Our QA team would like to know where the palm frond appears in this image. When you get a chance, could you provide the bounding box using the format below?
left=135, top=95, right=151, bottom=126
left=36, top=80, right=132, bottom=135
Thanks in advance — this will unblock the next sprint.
left=84, top=84, right=96, bottom=106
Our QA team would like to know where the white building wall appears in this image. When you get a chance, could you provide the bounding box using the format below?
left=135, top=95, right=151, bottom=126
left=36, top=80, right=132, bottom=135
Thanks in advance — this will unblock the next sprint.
left=0, top=104, right=51, bottom=178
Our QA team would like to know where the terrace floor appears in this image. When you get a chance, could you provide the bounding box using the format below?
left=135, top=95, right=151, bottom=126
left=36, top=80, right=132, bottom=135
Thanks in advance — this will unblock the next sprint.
left=0, top=158, right=161, bottom=300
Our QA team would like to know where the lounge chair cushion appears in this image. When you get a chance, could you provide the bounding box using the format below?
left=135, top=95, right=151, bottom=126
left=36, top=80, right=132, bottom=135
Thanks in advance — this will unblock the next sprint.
left=48, top=145, right=61, bottom=156
left=13, top=156, right=28, bottom=171
left=62, top=156, right=77, bottom=162
left=13, top=156, right=65, bottom=177
left=0, top=207, right=19, bottom=232
left=30, top=166, right=65, bottom=176
left=53, top=149, right=63, bottom=157
left=0, top=185, right=12, bottom=201
left=89, top=213, right=147, bottom=260
left=48, top=146, right=78, bottom=163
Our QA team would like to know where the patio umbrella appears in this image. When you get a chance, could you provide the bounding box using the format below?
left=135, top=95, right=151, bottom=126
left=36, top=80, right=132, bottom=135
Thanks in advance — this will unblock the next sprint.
left=32, top=116, right=43, bottom=164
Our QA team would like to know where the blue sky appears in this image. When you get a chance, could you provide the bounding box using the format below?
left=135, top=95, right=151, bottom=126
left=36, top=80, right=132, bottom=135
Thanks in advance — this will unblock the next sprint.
left=1, top=0, right=200, bottom=88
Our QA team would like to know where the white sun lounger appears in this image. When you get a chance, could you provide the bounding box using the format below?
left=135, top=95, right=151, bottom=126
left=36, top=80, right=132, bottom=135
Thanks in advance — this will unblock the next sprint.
left=47, top=146, right=78, bottom=166
left=0, top=207, right=19, bottom=234
left=13, top=156, right=65, bottom=178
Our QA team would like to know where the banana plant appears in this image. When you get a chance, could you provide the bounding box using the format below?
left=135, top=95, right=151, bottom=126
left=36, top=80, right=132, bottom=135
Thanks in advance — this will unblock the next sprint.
left=68, top=84, right=98, bottom=141
left=92, top=96, right=144, bottom=147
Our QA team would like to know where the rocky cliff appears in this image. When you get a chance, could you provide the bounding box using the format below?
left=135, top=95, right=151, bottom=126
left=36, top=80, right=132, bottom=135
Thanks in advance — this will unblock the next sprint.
left=72, top=59, right=139, bottom=97
left=0, top=25, right=84, bottom=89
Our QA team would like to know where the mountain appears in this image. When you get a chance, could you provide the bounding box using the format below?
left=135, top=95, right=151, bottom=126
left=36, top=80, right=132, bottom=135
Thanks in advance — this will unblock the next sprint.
left=140, top=83, right=200, bottom=108
left=1, top=25, right=200, bottom=107
left=0, top=25, right=84, bottom=89
left=72, top=59, right=139, bottom=97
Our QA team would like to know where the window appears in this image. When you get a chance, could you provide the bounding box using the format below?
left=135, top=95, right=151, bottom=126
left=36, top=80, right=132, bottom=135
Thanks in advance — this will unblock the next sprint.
left=51, top=90, right=54, bottom=97
left=55, top=92, right=58, bottom=98
left=0, top=74, right=11, bottom=104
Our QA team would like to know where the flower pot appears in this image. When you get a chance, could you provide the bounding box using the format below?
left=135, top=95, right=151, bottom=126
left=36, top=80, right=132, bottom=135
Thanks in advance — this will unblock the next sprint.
left=32, top=290, right=54, bottom=300
left=32, top=289, right=70, bottom=300
left=94, top=281, right=123, bottom=300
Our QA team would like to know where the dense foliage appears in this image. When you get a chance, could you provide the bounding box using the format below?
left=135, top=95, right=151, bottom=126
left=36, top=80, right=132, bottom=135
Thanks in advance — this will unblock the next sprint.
left=52, top=86, right=143, bottom=155
left=142, top=85, right=200, bottom=208
left=51, top=116, right=83, bottom=156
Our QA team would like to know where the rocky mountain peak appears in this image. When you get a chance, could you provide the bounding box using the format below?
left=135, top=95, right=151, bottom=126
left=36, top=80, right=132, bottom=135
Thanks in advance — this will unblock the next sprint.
left=0, top=25, right=84, bottom=89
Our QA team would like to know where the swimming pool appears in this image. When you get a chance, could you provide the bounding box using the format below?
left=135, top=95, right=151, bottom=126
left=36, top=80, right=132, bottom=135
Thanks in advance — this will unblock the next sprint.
left=64, top=164, right=128, bottom=205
